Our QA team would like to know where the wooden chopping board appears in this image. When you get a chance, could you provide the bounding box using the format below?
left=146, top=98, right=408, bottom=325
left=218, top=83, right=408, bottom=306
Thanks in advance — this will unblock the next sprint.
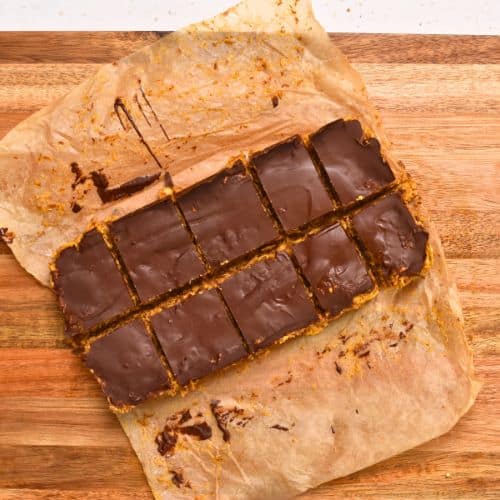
left=0, top=33, right=499, bottom=499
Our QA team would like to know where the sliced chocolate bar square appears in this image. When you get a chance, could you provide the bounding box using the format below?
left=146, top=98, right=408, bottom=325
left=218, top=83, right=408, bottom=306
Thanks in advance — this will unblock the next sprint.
left=293, top=223, right=375, bottom=316
left=85, top=319, right=171, bottom=409
left=151, top=289, right=247, bottom=385
left=251, top=136, right=333, bottom=230
left=310, top=119, right=394, bottom=207
left=178, top=161, right=278, bottom=267
left=220, top=252, right=317, bottom=352
left=52, top=229, right=134, bottom=338
left=350, top=192, right=429, bottom=284
left=109, top=199, right=205, bottom=302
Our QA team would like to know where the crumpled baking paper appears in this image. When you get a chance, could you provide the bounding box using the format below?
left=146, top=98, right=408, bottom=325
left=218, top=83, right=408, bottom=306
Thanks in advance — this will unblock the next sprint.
left=0, top=0, right=478, bottom=498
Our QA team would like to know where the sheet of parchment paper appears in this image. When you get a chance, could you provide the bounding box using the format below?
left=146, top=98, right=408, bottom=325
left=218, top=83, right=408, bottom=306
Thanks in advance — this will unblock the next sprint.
left=0, top=0, right=478, bottom=498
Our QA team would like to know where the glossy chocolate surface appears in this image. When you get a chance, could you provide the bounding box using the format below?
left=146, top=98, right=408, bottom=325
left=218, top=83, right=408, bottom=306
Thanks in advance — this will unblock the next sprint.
left=52, top=121, right=430, bottom=409
left=151, top=289, right=247, bottom=385
left=310, top=119, right=395, bottom=206
left=293, top=224, right=375, bottom=315
left=52, top=229, right=133, bottom=338
left=178, top=162, right=278, bottom=267
left=351, top=193, right=428, bottom=281
left=251, top=137, right=333, bottom=230
left=85, top=319, right=170, bottom=407
left=221, top=252, right=317, bottom=351
left=110, top=199, right=205, bottom=302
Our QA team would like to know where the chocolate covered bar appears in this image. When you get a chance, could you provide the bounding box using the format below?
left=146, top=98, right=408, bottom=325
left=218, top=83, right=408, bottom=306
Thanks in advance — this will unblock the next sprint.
left=309, top=119, right=395, bottom=207
left=293, top=224, right=376, bottom=316
left=51, top=119, right=430, bottom=411
left=220, top=251, right=317, bottom=352
left=85, top=319, right=172, bottom=407
left=350, top=192, right=429, bottom=286
left=250, top=136, right=333, bottom=230
left=178, top=161, right=279, bottom=267
left=51, top=229, right=134, bottom=339
left=151, top=289, right=247, bottom=385
left=109, top=199, right=205, bottom=302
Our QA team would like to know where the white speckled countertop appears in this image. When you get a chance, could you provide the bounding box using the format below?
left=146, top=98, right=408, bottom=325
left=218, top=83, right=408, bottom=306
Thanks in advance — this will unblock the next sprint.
left=0, top=0, right=498, bottom=33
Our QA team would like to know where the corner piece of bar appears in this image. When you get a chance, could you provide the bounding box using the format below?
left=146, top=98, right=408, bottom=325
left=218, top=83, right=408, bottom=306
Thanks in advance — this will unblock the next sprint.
left=251, top=136, right=333, bottom=230
left=220, top=252, right=317, bottom=352
left=84, top=319, right=172, bottom=410
left=309, top=119, right=395, bottom=207
left=293, top=223, right=376, bottom=316
left=51, top=228, right=134, bottom=340
left=109, top=199, right=205, bottom=302
left=178, top=161, right=279, bottom=267
left=350, top=192, right=430, bottom=286
left=151, top=289, right=247, bottom=386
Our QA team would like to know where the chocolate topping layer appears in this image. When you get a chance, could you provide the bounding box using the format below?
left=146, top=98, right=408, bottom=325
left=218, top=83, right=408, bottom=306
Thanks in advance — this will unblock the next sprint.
left=293, top=224, right=375, bottom=315
left=151, top=289, right=247, bottom=385
left=310, top=119, right=395, bottom=206
left=109, top=199, right=205, bottom=302
left=351, top=192, right=429, bottom=282
left=85, top=319, right=170, bottom=407
left=251, top=137, right=333, bottom=230
left=51, top=121, right=432, bottom=409
left=52, top=229, right=133, bottom=338
left=178, top=161, right=278, bottom=267
left=221, top=252, right=317, bottom=351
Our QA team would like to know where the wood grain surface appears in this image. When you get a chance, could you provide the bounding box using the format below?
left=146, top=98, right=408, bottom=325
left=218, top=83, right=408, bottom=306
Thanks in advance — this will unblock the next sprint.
left=0, top=33, right=499, bottom=499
